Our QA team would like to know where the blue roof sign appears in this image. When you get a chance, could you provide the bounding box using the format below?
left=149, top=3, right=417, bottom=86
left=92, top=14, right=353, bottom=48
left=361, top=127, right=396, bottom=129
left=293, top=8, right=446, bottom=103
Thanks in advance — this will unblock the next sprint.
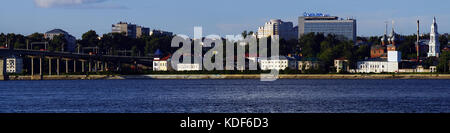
left=303, top=12, right=330, bottom=17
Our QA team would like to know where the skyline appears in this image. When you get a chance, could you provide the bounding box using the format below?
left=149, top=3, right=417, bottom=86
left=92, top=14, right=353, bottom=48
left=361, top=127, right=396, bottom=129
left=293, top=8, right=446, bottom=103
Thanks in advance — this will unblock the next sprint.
left=0, top=0, right=449, bottom=39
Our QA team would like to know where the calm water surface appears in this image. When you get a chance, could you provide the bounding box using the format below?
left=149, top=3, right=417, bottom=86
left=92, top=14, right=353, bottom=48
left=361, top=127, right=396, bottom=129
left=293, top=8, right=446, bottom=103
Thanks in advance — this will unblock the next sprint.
left=0, top=79, right=448, bottom=113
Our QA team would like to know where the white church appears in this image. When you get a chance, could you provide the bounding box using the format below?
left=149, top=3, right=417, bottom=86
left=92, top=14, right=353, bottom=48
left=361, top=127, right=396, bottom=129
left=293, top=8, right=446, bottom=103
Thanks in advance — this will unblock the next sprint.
left=355, top=17, right=441, bottom=73
left=427, top=17, right=440, bottom=57
left=356, top=24, right=401, bottom=73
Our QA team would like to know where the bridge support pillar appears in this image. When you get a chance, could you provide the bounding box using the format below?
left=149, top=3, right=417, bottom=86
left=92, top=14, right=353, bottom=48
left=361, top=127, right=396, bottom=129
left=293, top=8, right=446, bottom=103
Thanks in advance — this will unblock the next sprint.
left=31, top=57, right=34, bottom=76
left=81, top=60, right=85, bottom=73
left=48, top=58, right=52, bottom=75
left=95, top=61, right=98, bottom=72
left=73, top=60, right=76, bottom=73
left=65, top=59, right=69, bottom=74
left=56, top=58, right=60, bottom=75
left=39, top=57, right=42, bottom=77
left=0, top=58, right=8, bottom=80
left=88, top=61, right=92, bottom=72
left=100, top=61, right=104, bottom=71
left=105, top=62, right=108, bottom=71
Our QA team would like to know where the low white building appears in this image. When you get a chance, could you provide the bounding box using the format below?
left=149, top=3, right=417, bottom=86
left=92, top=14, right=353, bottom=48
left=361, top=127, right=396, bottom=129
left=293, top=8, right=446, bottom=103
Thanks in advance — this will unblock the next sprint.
left=334, top=58, right=349, bottom=73
left=153, top=58, right=168, bottom=71
left=399, top=65, right=437, bottom=73
left=258, top=57, right=289, bottom=70
left=6, top=56, right=23, bottom=73
left=298, top=60, right=320, bottom=71
left=356, top=50, right=401, bottom=73
left=176, top=63, right=201, bottom=71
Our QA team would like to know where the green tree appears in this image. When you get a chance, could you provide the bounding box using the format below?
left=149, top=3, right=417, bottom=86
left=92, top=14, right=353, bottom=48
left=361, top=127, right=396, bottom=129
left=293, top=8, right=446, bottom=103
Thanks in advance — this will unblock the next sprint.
left=131, top=45, right=138, bottom=56
left=437, top=51, right=450, bottom=73
left=28, top=32, right=45, bottom=42
left=299, top=33, right=323, bottom=57
left=0, top=33, right=5, bottom=46
left=13, top=34, right=26, bottom=49
left=439, top=35, right=448, bottom=50
left=80, top=30, right=99, bottom=48
left=49, top=35, right=66, bottom=52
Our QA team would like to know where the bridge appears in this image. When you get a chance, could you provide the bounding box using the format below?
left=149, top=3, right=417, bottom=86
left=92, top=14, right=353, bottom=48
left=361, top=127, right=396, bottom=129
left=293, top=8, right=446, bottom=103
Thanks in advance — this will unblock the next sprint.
left=0, top=48, right=155, bottom=80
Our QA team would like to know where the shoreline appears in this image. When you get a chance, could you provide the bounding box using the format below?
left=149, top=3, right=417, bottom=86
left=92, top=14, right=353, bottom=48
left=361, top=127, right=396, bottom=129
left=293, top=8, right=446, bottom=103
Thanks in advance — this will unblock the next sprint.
left=3, top=74, right=450, bottom=80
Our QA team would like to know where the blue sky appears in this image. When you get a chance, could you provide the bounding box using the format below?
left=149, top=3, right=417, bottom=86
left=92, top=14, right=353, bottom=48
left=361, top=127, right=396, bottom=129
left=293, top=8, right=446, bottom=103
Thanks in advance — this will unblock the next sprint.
left=0, top=0, right=449, bottom=39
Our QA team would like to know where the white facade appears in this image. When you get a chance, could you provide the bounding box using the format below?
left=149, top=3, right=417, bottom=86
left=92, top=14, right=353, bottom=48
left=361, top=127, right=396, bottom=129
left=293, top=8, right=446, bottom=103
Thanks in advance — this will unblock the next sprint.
left=153, top=59, right=168, bottom=71
left=176, top=64, right=201, bottom=71
left=357, top=61, right=398, bottom=73
left=259, top=59, right=289, bottom=70
left=334, top=59, right=349, bottom=73
left=6, top=57, right=23, bottom=73
left=356, top=51, right=401, bottom=73
left=387, top=51, right=401, bottom=62
left=257, top=19, right=298, bottom=40
left=428, top=17, right=440, bottom=57
left=298, top=61, right=320, bottom=71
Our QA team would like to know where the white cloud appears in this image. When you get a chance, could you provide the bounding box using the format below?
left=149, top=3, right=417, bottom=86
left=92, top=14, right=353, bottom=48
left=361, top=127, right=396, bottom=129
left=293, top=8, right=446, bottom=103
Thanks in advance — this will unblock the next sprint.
left=34, top=0, right=106, bottom=8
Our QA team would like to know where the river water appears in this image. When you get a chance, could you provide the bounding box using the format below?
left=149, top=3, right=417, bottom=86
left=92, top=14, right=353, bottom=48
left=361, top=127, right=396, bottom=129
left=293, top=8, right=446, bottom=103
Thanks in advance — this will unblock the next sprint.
left=0, top=79, right=448, bottom=113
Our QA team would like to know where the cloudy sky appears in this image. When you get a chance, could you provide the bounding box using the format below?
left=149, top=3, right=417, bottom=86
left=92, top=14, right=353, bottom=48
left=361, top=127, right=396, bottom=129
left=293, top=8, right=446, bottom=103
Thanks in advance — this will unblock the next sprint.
left=0, top=0, right=449, bottom=38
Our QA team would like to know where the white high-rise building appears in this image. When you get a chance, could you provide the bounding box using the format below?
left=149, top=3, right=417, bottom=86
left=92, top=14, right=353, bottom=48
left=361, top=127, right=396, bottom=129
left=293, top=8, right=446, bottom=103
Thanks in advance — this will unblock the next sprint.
left=428, top=17, right=440, bottom=57
left=257, top=19, right=298, bottom=40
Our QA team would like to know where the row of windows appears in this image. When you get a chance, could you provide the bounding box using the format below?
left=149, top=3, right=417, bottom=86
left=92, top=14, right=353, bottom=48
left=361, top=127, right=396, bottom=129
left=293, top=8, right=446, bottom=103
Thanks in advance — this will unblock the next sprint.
left=262, top=65, right=287, bottom=68
left=359, top=64, right=385, bottom=69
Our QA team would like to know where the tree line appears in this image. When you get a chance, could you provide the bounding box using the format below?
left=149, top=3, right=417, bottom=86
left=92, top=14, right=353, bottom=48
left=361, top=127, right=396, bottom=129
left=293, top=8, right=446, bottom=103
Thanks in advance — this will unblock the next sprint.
left=1, top=30, right=449, bottom=73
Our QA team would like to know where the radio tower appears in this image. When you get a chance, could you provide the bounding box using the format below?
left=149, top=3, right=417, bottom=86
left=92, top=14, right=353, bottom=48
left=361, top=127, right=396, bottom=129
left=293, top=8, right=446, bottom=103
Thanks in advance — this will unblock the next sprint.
left=416, top=19, right=420, bottom=62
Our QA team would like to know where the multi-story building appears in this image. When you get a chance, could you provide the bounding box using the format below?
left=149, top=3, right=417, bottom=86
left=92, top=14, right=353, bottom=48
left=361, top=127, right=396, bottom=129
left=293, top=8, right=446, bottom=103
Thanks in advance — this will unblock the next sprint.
left=136, top=26, right=150, bottom=38
left=257, top=19, right=298, bottom=40
left=298, top=13, right=357, bottom=42
left=150, top=29, right=173, bottom=37
left=258, top=56, right=289, bottom=70
left=334, top=58, right=349, bottom=73
left=298, top=59, right=320, bottom=72
left=153, top=58, right=168, bottom=71
left=176, top=63, right=201, bottom=71
left=44, top=29, right=77, bottom=52
left=5, top=56, right=23, bottom=74
left=112, top=22, right=137, bottom=38
left=112, top=22, right=151, bottom=38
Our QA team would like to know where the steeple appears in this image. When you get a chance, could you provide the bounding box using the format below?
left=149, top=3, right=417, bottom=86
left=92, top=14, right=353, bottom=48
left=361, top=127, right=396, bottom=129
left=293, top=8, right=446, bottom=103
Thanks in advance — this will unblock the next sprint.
left=428, top=17, right=440, bottom=57
left=385, top=21, right=388, bottom=36
left=431, top=17, right=438, bottom=34
left=381, top=21, right=388, bottom=45
left=388, top=20, right=396, bottom=45
left=390, top=20, right=395, bottom=38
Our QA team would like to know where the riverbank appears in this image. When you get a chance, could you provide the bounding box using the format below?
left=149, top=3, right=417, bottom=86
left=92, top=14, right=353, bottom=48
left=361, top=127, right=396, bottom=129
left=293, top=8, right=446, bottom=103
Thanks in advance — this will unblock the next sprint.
left=3, top=74, right=450, bottom=80
left=6, top=75, right=123, bottom=80
left=122, top=74, right=450, bottom=79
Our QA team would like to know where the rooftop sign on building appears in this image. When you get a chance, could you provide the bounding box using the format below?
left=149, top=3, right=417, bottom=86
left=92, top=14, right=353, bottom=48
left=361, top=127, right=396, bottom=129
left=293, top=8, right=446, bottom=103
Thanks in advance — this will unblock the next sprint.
left=303, top=12, right=330, bottom=17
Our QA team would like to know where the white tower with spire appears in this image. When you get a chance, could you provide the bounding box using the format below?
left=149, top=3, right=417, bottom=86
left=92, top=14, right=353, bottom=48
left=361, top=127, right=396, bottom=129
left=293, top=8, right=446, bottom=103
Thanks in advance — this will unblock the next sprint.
left=428, top=17, right=440, bottom=57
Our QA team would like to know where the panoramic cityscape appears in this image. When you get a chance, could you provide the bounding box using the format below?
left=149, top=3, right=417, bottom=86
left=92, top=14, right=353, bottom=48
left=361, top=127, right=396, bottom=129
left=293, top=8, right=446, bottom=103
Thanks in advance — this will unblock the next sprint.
left=0, top=13, right=449, bottom=79
left=0, top=0, right=449, bottom=131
